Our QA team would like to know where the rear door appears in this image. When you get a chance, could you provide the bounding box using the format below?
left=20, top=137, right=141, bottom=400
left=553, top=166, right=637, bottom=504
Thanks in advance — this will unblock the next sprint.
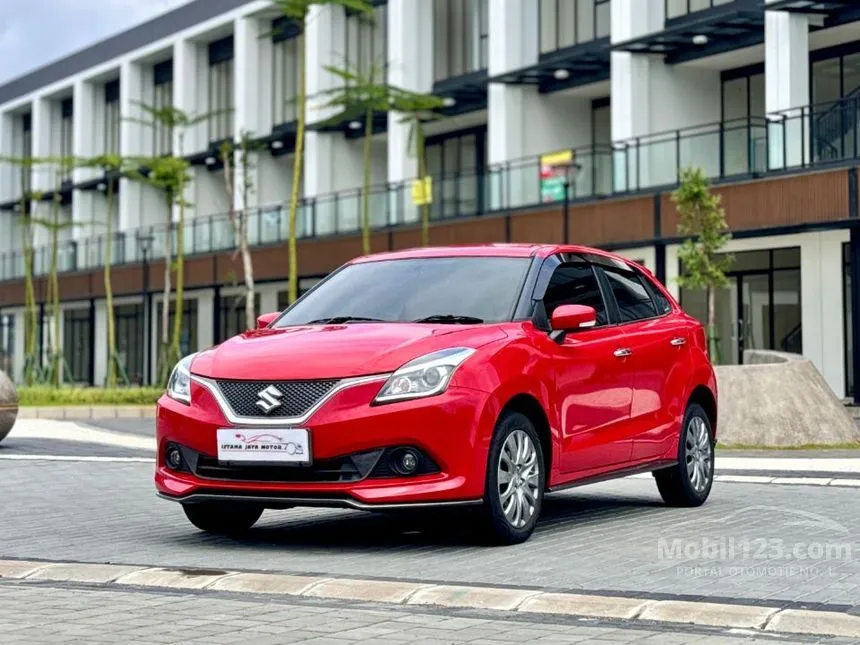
left=594, top=261, right=689, bottom=463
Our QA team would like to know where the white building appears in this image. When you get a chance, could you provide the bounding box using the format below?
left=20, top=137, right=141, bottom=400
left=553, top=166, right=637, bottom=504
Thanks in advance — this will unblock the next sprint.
left=1, top=0, right=859, bottom=402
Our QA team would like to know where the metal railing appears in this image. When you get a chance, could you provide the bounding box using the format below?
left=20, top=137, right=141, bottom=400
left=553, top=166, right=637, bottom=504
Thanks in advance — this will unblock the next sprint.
left=2, top=96, right=860, bottom=282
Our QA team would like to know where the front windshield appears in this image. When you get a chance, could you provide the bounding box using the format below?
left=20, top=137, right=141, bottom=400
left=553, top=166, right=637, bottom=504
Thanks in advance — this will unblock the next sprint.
left=275, top=256, right=531, bottom=326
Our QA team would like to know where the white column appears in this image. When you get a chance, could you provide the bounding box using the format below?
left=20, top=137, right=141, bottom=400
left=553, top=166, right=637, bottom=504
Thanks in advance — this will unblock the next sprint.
left=386, top=0, right=434, bottom=224
left=93, top=300, right=107, bottom=386
left=765, top=7, right=810, bottom=169
left=12, top=310, right=25, bottom=382
left=173, top=39, right=202, bottom=157
left=234, top=15, right=263, bottom=212
left=30, top=97, right=53, bottom=251
left=801, top=231, right=846, bottom=398
left=72, top=80, right=97, bottom=243
left=197, top=291, right=214, bottom=351
left=119, top=60, right=146, bottom=235
left=304, top=3, right=364, bottom=233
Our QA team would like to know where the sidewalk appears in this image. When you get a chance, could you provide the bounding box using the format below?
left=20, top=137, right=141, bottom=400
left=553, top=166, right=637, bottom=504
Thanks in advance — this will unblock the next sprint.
left=16, top=406, right=155, bottom=419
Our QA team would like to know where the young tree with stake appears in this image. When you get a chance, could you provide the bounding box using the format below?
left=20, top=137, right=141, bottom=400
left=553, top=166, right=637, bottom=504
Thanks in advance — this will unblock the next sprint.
left=673, top=167, right=733, bottom=362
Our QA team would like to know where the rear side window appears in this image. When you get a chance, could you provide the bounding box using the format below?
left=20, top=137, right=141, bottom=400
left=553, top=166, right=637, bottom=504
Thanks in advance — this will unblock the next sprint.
left=543, top=262, right=608, bottom=326
left=601, top=266, right=658, bottom=323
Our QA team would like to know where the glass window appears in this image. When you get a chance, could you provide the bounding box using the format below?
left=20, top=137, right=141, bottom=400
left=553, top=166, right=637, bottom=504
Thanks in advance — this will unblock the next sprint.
left=63, top=308, right=91, bottom=384
left=220, top=293, right=262, bottom=340
left=153, top=60, right=173, bottom=156
left=272, top=20, right=302, bottom=125
left=425, top=128, right=487, bottom=220
left=345, top=3, right=387, bottom=83
left=542, top=262, right=608, bottom=325
left=104, top=81, right=120, bottom=156
left=844, top=243, right=854, bottom=397
left=540, top=0, right=610, bottom=54
left=158, top=300, right=199, bottom=356
left=601, top=266, right=658, bottom=322
left=0, top=314, right=14, bottom=377
left=434, top=0, right=488, bottom=80
left=60, top=99, right=73, bottom=180
left=275, top=257, right=530, bottom=326
left=115, top=304, right=144, bottom=384
left=208, top=37, right=234, bottom=142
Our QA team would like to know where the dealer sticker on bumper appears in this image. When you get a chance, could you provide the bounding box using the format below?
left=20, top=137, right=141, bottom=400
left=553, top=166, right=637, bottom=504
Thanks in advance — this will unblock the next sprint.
left=216, top=428, right=311, bottom=464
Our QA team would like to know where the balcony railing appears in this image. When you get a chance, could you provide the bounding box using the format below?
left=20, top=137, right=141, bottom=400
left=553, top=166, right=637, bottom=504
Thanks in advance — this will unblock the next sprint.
left=1, top=96, right=859, bottom=283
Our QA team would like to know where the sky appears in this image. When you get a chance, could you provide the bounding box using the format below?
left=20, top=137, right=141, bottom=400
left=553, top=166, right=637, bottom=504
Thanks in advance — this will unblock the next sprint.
left=0, top=0, right=192, bottom=84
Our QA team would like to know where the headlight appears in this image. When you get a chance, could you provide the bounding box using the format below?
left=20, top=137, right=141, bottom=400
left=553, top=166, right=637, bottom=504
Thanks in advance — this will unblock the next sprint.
left=374, top=347, right=475, bottom=404
left=167, top=353, right=197, bottom=405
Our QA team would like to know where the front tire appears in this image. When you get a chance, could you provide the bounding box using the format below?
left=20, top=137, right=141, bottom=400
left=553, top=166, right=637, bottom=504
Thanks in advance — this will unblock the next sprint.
left=479, top=412, right=545, bottom=545
left=654, top=402, right=714, bottom=507
left=182, top=502, right=264, bottom=535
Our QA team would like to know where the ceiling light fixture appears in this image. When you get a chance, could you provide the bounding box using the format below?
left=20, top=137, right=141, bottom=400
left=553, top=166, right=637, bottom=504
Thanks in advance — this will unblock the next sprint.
left=553, top=69, right=570, bottom=80
left=205, top=156, right=217, bottom=166
left=692, top=34, right=708, bottom=45
left=271, top=140, right=284, bottom=150
left=348, top=120, right=362, bottom=130
left=442, top=97, right=457, bottom=107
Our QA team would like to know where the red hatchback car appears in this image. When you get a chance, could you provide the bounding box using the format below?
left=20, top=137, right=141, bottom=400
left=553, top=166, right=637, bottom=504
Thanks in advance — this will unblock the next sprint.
left=156, top=244, right=717, bottom=544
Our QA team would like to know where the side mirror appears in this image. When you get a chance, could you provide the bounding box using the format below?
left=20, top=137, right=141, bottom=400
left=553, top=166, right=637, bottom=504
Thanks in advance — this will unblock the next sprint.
left=256, top=312, right=280, bottom=329
left=550, top=304, right=597, bottom=342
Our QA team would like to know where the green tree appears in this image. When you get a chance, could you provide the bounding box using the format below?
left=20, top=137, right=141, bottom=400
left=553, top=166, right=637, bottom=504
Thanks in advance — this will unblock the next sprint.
left=1, top=154, right=43, bottom=384
left=272, top=0, right=374, bottom=303
left=29, top=156, right=81, bottom=386
left=79, top=154, right=127, bottom=387
left=219, top=131, right=263, bottom=331
left=673, top=167, right=733, bottom=362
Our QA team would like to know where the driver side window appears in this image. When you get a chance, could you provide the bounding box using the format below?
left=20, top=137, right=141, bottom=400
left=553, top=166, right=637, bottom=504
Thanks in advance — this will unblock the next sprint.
left=543, top=262, right=608, bottom=326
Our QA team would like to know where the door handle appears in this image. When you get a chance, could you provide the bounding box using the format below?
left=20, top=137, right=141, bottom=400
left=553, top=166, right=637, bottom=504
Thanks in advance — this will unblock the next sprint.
left=614, top=348, right=633, bottom=358
left=670, top=337, right=687, bottom=347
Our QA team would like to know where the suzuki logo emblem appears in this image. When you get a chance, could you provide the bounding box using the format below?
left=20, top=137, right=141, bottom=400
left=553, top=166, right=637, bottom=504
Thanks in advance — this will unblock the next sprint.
left=255, top=385, right=283, bottom=414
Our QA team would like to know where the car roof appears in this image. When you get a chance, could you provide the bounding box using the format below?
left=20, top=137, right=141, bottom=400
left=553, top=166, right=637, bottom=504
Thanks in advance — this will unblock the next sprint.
left=350, top=244, right=631, bottom=264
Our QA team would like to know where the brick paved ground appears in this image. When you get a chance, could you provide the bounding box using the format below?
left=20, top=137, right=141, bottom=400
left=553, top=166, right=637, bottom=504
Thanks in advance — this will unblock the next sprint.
left=2, top=460, right=859, bottom=607
left=0, top=583, right=852, bottom=645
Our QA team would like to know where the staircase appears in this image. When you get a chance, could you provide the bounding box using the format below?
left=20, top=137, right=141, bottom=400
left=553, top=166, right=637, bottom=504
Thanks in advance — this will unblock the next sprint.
left=813, top=90, right=860, bottom=161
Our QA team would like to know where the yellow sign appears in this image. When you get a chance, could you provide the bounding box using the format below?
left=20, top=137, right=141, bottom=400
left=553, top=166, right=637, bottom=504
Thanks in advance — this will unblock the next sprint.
left=540, top=149, right=574, bottom=168
left=411, top=176, right=433, bottom=206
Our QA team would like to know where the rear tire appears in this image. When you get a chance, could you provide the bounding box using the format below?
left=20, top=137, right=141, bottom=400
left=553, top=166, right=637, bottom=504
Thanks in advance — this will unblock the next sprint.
left=654, top=402, right=714, bottom=507
left=479, top=411, right=545, bottom=545
left=182, top=502, right=264, bottom=535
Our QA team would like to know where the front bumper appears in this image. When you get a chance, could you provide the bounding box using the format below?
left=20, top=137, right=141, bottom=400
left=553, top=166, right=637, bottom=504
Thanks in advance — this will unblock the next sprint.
left=155, top=376, right=496, bottom=508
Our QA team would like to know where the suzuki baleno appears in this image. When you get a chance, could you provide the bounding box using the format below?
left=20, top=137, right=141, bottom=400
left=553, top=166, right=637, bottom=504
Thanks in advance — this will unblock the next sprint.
left=156, top=244, right=717, bottom=544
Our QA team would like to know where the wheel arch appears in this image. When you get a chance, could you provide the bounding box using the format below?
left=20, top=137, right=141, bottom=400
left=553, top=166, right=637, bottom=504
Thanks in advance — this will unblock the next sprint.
left=688, top=384, right=718, bottom=440
left=499, top=393, right=554, bottom=485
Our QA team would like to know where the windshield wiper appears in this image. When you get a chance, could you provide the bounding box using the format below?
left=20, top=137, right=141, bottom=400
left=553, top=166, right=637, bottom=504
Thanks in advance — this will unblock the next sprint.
left=306, top=316, right=389, bottom=325
left=413, top=314, right=484, bottom=324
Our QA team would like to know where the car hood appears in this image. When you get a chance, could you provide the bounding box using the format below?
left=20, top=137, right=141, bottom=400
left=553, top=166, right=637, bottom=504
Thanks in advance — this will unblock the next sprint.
left=191, top=323, right=507, bottom=380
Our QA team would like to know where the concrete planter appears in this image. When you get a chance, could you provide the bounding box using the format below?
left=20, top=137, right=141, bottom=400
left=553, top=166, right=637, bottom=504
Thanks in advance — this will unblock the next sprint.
left=715, top=350, right=860, bottom=447
left=0, top=370, right=18, bottom=443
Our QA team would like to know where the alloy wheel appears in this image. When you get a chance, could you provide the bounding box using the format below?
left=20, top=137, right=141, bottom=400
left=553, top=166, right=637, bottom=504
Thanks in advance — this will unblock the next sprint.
left=685, top=415, right=713, bottom=493
left=497, top=429, right=541, bottom=529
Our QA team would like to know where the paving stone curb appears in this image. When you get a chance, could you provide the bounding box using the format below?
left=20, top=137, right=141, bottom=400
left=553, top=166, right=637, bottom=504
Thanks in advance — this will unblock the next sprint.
left=3, top=560, right=859, bottom=638
left=16, top=406, right=156, bottom=420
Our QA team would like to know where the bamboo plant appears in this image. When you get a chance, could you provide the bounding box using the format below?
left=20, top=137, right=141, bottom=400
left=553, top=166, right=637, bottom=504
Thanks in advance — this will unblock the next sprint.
left=79, top=154, right=127, bottom=387
left=125, top=103, right=222, bottom=382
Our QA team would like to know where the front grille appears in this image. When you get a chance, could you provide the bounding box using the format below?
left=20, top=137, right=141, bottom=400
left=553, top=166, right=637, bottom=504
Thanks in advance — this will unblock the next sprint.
left=215, top=379, right=339, bottom=418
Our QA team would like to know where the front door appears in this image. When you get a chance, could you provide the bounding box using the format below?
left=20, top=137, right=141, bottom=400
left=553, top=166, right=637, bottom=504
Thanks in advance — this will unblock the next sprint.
left=534, top=259, right=634, bottom=475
